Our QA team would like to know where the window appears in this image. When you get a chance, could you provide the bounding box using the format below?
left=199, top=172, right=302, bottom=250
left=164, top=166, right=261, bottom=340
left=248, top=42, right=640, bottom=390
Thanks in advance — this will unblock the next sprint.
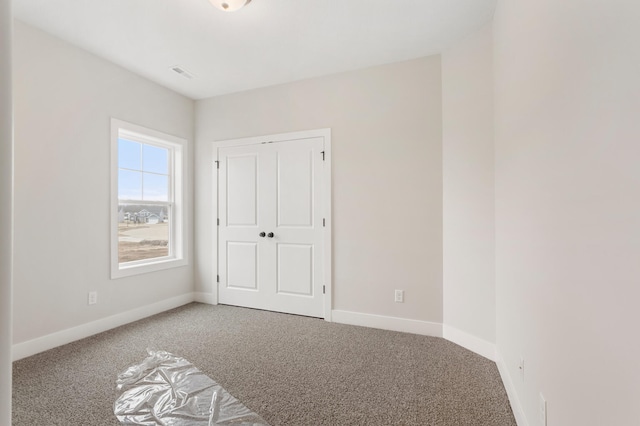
left=111, top=119, right=187, bottom=278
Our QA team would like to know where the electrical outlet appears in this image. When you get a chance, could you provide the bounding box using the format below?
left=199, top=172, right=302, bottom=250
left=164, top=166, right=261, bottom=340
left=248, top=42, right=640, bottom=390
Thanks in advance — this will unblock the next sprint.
left=518, top=357, right=525, bottom=381
left=539, top=393, right=547, bottom=426
left=88, top=291, right=98, bottom=305
left=394, top=290, right=404, bottom=303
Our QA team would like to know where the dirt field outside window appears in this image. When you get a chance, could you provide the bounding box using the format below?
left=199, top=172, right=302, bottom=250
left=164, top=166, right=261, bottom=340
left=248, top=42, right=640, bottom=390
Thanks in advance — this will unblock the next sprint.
left=118, top=222, right=169, bottom=263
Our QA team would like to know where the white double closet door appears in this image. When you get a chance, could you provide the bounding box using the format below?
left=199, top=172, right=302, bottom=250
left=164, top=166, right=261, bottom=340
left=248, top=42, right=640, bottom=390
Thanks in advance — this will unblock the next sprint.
left=217, top=136, right=326, bottom=318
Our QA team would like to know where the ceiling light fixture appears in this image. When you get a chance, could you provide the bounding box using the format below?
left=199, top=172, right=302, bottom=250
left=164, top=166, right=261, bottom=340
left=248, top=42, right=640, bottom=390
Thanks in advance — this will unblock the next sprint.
left=208, top=0, right=251, bottom=12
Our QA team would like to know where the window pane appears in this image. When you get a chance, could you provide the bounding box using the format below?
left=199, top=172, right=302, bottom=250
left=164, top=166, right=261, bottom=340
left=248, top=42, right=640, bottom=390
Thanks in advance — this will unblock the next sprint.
left=118, top=204, right=170, bottom=263
left=119, top=169, right=142, bottom=200
left=118, top=139, right=141, bottom=170
left=143, top=144, right=169, bottom=174
left=142, top=173, right=169, bottom=201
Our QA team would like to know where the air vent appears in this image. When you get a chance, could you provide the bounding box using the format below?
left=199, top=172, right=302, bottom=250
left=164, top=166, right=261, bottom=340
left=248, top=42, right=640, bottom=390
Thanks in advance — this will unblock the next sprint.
left=170, top=66, right=194, bottom=80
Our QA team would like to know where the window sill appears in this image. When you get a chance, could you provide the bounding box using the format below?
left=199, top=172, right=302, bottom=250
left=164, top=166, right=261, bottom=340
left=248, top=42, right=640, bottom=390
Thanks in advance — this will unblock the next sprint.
left=111, top=257, right=188, bottom=279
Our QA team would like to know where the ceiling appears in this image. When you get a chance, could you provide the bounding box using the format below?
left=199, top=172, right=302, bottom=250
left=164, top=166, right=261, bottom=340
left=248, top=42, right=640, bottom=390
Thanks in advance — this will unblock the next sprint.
left=14, top=0, right=497, bottom=100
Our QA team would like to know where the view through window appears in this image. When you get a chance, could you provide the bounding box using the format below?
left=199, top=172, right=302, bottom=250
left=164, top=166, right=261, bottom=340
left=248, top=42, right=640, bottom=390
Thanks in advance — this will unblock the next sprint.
left=118, top=138, right=172, bottom=263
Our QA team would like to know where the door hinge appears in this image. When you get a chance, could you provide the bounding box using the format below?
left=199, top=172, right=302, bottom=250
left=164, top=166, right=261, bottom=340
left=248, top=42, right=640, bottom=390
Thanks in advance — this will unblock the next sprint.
left=323, top=218, right=325, bottom=227
left=323, top=285, right=326, bottom=294
left=321, top=151, right=325, bottom=161
left=217, top=218, right=220, bottom=226
left=215, top=160, right=219, bottom=169
left=217, top=275, right=220, bottom=283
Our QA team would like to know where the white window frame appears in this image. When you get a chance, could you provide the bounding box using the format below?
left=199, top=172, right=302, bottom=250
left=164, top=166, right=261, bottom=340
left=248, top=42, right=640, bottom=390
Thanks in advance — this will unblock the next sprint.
left=110, top=118, right=187, bottom=279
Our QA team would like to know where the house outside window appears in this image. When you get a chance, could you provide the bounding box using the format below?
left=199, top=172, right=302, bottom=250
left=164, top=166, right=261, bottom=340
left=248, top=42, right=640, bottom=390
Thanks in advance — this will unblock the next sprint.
left=111, top=119, right=187, bottom=278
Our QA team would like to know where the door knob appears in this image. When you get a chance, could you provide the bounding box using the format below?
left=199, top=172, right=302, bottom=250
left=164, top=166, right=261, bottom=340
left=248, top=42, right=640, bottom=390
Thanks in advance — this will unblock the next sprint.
left=259, top=232, right=266, bottom=237
left=267, top=232, right=274, bottom=238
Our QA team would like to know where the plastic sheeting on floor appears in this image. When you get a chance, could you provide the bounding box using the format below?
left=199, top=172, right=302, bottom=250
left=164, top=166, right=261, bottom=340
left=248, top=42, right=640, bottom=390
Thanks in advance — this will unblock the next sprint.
left=114, top=349, right=269, bottom=425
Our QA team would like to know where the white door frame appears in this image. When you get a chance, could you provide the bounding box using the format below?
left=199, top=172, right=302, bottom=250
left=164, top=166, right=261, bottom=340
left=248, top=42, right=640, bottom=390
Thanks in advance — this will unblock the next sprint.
left=212, top=129, right=332, bottom=321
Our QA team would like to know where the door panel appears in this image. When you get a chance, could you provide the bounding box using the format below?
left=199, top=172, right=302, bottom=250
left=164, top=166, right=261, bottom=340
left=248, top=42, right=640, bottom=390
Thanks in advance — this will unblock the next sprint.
left=277, top=243, right=313, bottom=296
left=277, top=148, right=313, bottom=227
left=226, top=242, right=258, bottom=290
left=226, top=154, right=258, bottom=226
left=218, top=144, right=267, bottom=311
left=217, top=137, right=325, bottom=318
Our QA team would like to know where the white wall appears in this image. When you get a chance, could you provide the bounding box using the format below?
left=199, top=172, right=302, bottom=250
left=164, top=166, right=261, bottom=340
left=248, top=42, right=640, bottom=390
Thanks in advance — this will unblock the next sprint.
left=0, top=0, right=13, bottom=422
left=195, top=57, right=443, bottom=324
left=494, top=0, right=640, bottom=424
left=442, top=24, right=495, bottom=352
left=12, top=22, right=195, bottom=347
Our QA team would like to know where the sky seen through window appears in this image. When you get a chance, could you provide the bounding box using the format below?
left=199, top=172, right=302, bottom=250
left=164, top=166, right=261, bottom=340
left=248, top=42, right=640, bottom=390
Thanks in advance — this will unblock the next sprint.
left=118, top=138, right=169, bottom=201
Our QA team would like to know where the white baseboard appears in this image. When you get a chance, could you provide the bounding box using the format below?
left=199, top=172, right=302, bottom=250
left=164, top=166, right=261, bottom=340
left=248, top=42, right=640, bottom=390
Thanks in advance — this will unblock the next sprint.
left=442, top=325, right=496, bottom=361
left=12, top=293, right=195, bottom=361
left=330, top=311, right=499, bottom=363
left=194, top=292, right=216, bottom=304
left=331, top=310, right=443, bottom=337
left=495, top=350, right=529, bottom=426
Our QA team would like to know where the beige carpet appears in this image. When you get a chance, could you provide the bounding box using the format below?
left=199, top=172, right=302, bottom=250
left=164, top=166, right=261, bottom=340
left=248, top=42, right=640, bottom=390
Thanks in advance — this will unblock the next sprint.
left=12, top=303, right=516, bottom=425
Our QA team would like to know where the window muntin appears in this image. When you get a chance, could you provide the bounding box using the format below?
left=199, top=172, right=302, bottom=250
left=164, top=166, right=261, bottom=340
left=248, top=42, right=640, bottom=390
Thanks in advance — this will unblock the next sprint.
left=111, top=119, right=187, bottom=278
